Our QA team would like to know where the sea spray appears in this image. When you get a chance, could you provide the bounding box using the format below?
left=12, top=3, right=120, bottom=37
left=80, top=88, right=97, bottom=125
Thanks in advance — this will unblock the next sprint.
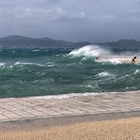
left=69, top=45, right=112, bottom=57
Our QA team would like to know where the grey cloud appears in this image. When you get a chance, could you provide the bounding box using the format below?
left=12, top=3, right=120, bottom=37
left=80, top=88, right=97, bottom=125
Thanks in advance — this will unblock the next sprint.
left=1, top=5, right=88, bottom=22
left=0, top=0, right=59, bottom=9
left=52, top=10, right=88, bottom=22
left=1, top=0, right=140, bottom=42
left=128, top=10, right=140, bottom=19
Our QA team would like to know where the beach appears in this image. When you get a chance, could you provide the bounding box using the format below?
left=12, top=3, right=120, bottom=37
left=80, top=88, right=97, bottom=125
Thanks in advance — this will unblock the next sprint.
left=1, top=116, right=140, bottom=140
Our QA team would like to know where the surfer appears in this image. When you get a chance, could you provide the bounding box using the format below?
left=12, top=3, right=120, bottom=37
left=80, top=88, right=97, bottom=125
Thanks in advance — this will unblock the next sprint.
left=131, top=56, right=137, bottom=64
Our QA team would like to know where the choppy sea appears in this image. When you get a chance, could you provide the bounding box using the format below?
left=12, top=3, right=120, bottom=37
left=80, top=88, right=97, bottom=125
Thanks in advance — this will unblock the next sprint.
left=0, top=45, right=140, bottom=98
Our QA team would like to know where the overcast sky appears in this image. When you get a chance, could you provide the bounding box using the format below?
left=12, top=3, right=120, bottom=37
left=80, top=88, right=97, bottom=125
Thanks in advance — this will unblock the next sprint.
left=0, top=0, right=140, bottom=43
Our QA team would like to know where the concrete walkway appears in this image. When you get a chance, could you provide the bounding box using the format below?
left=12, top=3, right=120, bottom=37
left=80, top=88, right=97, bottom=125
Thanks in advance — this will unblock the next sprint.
left=0, top=91, right=140, bottom=122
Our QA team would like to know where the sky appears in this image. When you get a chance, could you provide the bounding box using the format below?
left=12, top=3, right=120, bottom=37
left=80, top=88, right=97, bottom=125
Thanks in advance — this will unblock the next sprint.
left=0, top=0, right=140, bottom=43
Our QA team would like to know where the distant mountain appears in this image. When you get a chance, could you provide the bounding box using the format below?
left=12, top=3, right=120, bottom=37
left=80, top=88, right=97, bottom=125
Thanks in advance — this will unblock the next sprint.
left=0, top=35, right=140, bottom=49
left=100, top=39, right=140, bottom=49
left=0, top=35, right=76, bottom=48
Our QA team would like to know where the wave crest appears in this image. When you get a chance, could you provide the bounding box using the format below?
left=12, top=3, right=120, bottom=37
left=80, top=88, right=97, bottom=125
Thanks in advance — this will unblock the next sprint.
left=14, top=62, right=44, bottom=67
left=98, top=72, right=113, bottom=77
left=69, top=45, right=111, bottom=57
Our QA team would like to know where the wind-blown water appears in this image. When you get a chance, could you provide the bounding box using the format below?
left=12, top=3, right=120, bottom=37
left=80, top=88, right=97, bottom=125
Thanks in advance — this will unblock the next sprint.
left=0, top=45, right=140, bottom=98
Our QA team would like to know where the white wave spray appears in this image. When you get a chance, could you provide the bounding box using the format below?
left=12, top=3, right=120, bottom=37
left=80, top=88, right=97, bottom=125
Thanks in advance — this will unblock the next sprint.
left=69, top=45, right=112, bottom=57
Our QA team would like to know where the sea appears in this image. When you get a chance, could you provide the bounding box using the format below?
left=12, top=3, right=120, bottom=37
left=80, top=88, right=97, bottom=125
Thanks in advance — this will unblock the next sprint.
left=0, top=45, right=140, bottom=98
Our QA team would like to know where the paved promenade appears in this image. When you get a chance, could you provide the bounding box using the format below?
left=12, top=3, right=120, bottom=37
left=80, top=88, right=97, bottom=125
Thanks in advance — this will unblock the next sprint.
left=0, top=91, right=140, bottom=122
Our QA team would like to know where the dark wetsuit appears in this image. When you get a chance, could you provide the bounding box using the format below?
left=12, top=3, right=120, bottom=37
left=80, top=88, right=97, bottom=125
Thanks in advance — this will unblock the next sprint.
left=131, top=58, right=136, bottom=63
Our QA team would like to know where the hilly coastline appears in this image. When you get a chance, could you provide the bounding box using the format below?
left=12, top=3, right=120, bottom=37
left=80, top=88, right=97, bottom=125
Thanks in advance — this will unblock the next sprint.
left=0, top=35, right=140, bottom=49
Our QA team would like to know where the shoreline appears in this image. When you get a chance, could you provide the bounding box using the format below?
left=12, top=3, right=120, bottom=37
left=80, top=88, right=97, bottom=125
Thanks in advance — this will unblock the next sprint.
left=1, top=90, right=140, bottom=99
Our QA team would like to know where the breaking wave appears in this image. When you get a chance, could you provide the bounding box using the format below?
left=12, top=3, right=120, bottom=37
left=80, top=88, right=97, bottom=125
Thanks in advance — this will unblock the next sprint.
left=69, top=45, right=111, bottom=57
left=69, top=45, right=140, bottom=64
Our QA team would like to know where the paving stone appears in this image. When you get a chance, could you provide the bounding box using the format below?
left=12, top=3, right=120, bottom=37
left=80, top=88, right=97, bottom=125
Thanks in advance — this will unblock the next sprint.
left=0, top=91, right=140, bottom=122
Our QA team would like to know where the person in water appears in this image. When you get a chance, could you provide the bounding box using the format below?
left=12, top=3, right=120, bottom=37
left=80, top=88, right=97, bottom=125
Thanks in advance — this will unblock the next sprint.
left=131, top=56, right=137, bottom=63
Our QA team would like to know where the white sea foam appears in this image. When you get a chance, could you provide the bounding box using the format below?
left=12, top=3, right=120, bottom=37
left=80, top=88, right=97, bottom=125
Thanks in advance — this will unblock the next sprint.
left=14, top=62, right=44, bottom=67
left=0, top=63, right=5, bottom=67
left=98, top=58, right=140, bottom=64
left=32, top=49, right=40, bottom=52
left=96, top=58, right=122, bottom=64
left=27, top=91, right=140, bottom=100
left=47, top=64, right=54, bottom=67
left=30, top=92, right=101, bottom=99
left=98, top=72, right=113, bottom=77
left=134, top=69, right=140, bottom=74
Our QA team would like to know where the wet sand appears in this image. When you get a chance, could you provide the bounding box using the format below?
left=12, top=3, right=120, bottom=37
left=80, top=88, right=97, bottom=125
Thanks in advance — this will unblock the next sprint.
left=1, top=113, right=140, bottom=140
